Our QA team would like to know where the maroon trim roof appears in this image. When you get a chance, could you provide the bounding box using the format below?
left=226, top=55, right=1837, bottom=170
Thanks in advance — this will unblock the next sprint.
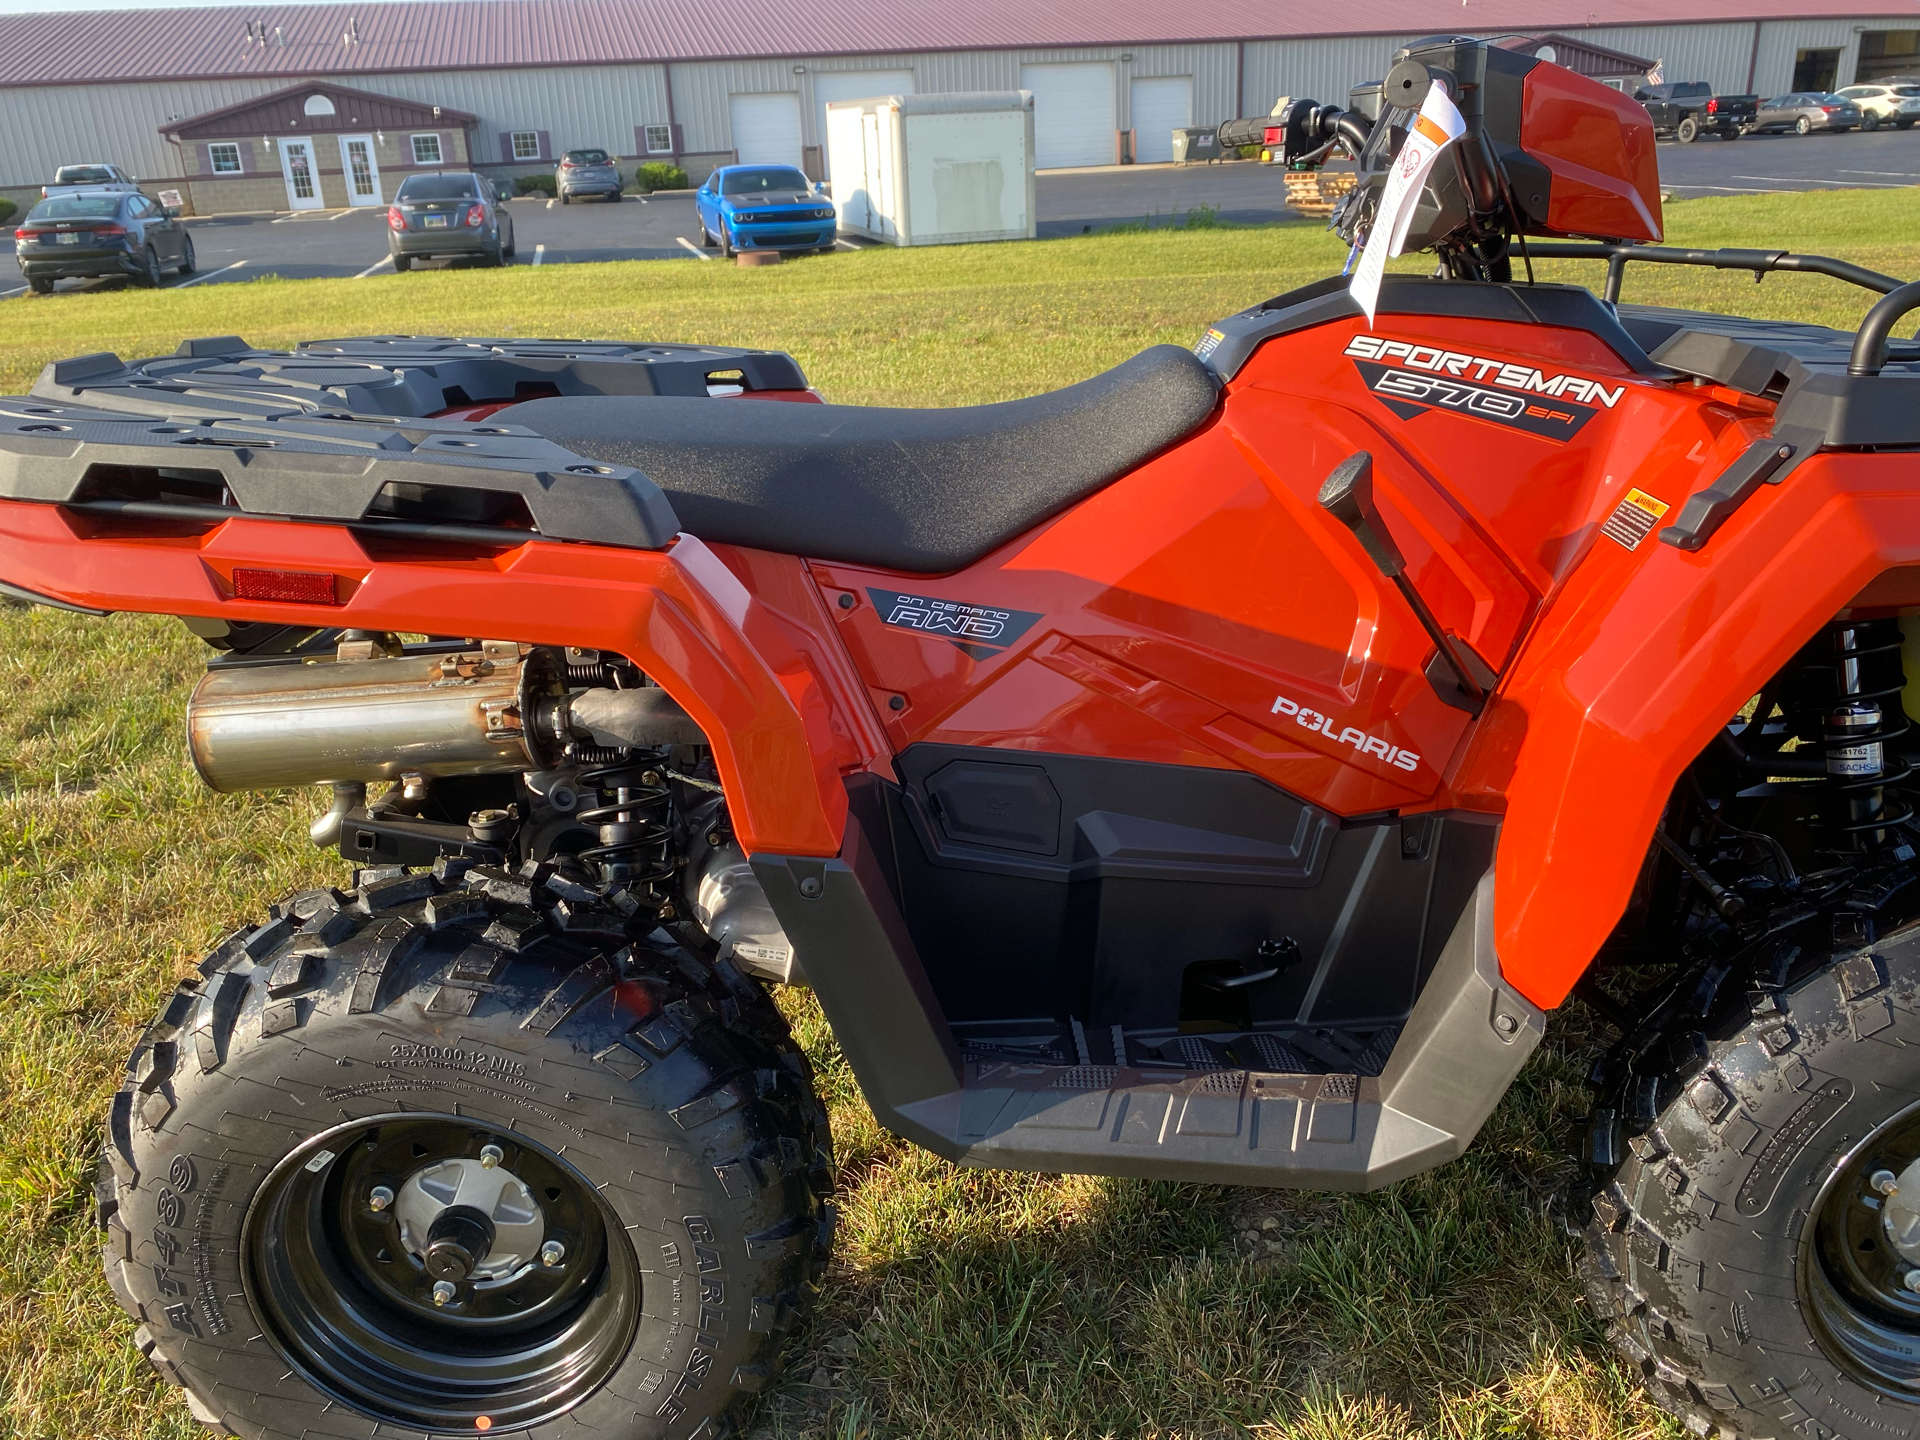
left=1495, top=32, right=1658, bottom=75
left=161, top=79, right=476, bottom=137
left=2, top=0, right=1915, bottom=86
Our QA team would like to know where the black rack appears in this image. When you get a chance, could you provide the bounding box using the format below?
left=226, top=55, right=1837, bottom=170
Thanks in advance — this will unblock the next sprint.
left=0, top=335, right=813, bottom=551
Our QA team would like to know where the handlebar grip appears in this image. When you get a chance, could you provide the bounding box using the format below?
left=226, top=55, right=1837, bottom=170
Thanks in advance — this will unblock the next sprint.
left=1216, top=117, right=1271, bottom=150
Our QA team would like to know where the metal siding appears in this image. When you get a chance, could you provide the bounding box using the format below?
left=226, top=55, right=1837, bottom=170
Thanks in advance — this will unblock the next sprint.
left=0, top=77, right=289, bottom=187
left=1241, top=35, right=1425, bottom=115
left=1578, top=24, right=1757, bottom=91
left=1753, top=19, right=1869, bottom=92
left=344, top=65, right=670, bottom=158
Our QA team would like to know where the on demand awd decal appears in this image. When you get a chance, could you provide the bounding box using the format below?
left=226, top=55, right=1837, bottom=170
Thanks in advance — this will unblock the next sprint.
left=868, top=589, right=1044, bottom=661
left=1344, top=334, right=1627, bottom=441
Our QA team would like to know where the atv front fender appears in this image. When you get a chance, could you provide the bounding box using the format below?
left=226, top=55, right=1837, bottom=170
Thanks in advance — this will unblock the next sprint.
left=0, top=502, right=855, bottom=856
left=1468, top=452, right=1920, bottom=1008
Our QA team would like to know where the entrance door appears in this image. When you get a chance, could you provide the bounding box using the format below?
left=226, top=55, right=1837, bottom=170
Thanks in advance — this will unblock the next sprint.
left=728, top=93, right=805, bottom=171
left=1130, top=76, right=1193, bottom=163
left=277, top=137, right=324, bottom=210
left=1793, top=47, right=1842, bottom=92
left=337, top=134, right=382, bottom=205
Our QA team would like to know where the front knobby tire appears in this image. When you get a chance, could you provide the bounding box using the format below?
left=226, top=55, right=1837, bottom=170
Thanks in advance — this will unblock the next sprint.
left=99, top=860, right=834, bottom=1440
left=1580, top=918, right=1920, bottom=1438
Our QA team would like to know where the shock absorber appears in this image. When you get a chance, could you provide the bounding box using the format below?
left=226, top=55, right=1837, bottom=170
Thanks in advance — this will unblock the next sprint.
left=575, top=757, right=675, bottom=894
left=1821, top=619, right=1912, bottom=852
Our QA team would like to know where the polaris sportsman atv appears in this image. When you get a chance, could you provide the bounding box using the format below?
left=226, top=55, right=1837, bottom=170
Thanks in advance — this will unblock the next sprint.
left=3, top=33, right=1919, bottom=1440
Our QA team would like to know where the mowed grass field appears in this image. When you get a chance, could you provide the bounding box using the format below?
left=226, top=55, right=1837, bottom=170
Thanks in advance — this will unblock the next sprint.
left=2, top=188, right=1916, bottom=1440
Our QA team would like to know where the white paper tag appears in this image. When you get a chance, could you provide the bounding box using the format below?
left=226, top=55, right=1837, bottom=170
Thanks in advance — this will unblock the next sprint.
left=1348, top=83, right=1468, bottom=326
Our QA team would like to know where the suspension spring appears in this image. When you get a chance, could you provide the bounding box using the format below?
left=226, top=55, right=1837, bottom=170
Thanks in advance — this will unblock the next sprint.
left=575, top=758, right=675, bottom=889
left=1815, top=619, right=1912, bottom=849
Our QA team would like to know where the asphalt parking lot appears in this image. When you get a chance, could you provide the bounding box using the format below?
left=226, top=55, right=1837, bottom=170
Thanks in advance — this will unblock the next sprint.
left=4, top=127, right=1914, bottom=296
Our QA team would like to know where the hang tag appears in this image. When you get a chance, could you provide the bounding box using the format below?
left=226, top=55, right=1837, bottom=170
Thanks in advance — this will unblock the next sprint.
left=1349, top=83, right=1467, bottom=326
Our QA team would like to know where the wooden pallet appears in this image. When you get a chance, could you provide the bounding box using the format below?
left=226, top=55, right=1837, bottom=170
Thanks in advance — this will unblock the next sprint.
left=1283, top=170, right=1358, bottom=217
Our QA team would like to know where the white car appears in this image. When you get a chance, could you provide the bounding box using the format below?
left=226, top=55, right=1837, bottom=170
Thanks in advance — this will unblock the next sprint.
left=1834, top=83, right=1920, bottom=130
left=40, top=162, right=141, bottom=200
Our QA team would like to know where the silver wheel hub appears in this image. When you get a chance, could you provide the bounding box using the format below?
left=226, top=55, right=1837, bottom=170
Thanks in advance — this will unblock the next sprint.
left=393, top=1156, right=546, bottom=1283
left=1883, top=1157, right=1920, bottom=1262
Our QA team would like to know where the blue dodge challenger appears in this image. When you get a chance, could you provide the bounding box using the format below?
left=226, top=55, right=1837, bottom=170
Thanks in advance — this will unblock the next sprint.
left=695, top=164, right=837, bottom=256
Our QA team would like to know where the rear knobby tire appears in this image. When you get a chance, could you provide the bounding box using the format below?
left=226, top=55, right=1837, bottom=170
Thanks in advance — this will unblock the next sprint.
left=99, top=861, right=834, bottom=1440
left=1580, top=917, right=1920, bottom=1439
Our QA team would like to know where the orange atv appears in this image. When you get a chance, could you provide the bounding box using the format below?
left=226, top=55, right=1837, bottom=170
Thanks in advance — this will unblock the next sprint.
left=4, top=33, right=1919, bottom=1440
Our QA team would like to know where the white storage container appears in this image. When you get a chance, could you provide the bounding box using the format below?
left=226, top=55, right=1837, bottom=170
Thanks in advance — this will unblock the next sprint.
left=824, top=91, right=1036, bottom=247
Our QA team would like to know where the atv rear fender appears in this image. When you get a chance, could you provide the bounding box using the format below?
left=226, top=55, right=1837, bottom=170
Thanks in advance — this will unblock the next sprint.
left=1477, top=450, right=1920, bottom=1009
left=0, top=502, right=865, bottom=857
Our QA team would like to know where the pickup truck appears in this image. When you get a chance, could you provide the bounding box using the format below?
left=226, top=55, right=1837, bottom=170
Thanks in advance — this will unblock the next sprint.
left=1633, top=82, right=1758, bottom=142
left=40, top=163, right=141, bottom=200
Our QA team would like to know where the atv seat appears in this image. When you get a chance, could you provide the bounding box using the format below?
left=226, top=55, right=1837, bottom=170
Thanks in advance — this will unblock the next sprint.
left=497, top=345, right=1220, bottom=573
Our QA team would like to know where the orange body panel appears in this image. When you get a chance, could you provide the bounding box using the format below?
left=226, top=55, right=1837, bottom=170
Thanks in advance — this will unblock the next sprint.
left=0, top=503, right=849, bottom=858
left=1521, top=63, right=1663, bottom=243
left=3, top=302, right=1907, bottom=1017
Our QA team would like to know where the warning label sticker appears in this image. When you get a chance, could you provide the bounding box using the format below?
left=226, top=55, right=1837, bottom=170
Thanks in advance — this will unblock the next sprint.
left=1600, top=489, right=1670, bottom=551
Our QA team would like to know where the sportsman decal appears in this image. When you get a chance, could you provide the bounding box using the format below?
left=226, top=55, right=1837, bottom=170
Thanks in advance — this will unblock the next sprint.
left=868, top=589, right=1044, bottom=661
left=1343, top=334, right=1627, bottom=441
left=1271, top=693, right=1420, bottom=773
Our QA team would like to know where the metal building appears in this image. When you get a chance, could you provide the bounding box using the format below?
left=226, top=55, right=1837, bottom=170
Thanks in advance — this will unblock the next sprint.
left=0, top=0, right=1913, bottom=215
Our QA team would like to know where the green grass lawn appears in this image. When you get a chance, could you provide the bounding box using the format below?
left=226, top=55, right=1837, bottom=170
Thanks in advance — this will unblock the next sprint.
left=2, top=188, right=1913, bottom=1440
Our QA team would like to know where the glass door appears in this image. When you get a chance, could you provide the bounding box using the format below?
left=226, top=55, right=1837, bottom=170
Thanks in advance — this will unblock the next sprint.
left=337, top=134, right=382, bottom=206
left=277, top=138, right=324, bottom=210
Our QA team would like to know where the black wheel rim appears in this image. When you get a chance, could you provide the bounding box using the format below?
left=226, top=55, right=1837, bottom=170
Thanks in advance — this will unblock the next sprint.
left=242, top=1114, right=640, bottom=1433
left=1803, top=1099, right=1920, bottom=1397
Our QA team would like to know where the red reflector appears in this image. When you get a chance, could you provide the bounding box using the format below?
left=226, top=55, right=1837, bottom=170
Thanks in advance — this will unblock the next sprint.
left=232, top=567, right=338, bottom=604
left=1264, top=126, right=1283, bottom=146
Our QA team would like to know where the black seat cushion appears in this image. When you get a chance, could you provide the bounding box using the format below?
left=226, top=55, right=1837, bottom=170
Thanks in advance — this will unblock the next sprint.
left=497, top=344, right=1219, bottom=572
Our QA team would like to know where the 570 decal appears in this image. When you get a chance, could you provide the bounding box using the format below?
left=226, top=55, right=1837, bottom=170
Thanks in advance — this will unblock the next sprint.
left=1345, top=334, right=1628, bottom=441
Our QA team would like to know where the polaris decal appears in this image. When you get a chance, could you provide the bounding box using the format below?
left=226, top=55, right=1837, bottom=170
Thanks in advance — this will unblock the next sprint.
left=1271, top=693, right=1420, bottom=773
left=868, top=589, right=1043, bottom=661
left=1344, top=334, right=1625, bottom=441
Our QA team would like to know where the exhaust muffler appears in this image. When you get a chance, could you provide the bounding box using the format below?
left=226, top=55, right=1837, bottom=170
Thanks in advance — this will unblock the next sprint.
left=187, top=643, right=704, bottom=792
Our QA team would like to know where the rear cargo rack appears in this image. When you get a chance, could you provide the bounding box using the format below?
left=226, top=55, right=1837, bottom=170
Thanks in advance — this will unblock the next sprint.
left=0, top=336, right=812, bottom=551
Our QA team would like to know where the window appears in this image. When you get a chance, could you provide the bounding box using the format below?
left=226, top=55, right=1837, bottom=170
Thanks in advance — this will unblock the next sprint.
left=645, top=124, right=673, bottom=154
left=29, top=195, right=124, bottom=220
left=411, top=133, right=443, bottom=165
left=208, top=142, right=242, bottom=174
left=511, top=131, right=540, bottom=160
left=720, top=166, right=809, bottom=195
left=396, top=173, right=478, bottom=200
left=303, top=94, right=336, bottom=117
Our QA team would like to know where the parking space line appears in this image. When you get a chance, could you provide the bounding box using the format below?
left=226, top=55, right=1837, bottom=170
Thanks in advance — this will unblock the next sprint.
left=1, top=285, right=26, bottom=299
left=676, top=237, right=712, bottom=261
left=545, top=198, right=556, bottom=210
left=1668, top=184, right=1791, bottom=193
left=353, top=255, right=393, bottom=279
left=1840, top=169, right=1920, bottom=177
left=533, top=243, right=546, bottom=266
left=1732, top=175, right=1912, bottom=187
left=173, top=261, right=247, bottom=288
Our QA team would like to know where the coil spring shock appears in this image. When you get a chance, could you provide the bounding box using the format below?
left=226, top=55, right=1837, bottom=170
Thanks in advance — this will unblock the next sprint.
left=562, top=648, right=639, bottom=688
left=575, top=756, right=675, bottom=889
left=1809, top=619, right=1913, bottom=851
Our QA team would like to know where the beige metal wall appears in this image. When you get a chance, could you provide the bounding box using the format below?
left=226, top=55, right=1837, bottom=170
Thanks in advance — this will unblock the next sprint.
left=0, top=16, right=1906, bottom=206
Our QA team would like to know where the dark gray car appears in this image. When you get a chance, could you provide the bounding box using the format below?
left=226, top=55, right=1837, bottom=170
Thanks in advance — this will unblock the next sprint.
left=1751, top=92, right=1863, bottom=134
left=14, top=190, right=193, bottom=292
left=387, top=172, right=515, bottom=270
left=556, top=148, right=622, bottom=203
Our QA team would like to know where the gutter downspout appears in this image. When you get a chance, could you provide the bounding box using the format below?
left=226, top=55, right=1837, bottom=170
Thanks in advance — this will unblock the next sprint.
left=664, top=62, right=681, bottom=164
left=1235, top=39, right=1245, bottom=120
left=1745, top=20, right=1762, bottom=94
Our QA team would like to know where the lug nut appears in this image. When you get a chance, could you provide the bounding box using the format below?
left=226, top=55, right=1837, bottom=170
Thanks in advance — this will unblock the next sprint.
left=1874, top=1169, right=1900, bottom=1196
left=479, top=1144, right=504, bottom=1169
left=432, top=1280, right=457, bottom=1306
left=541, top=1240, right=566, bottom=1267
left=368, top=1185, right=395, bottom=1212
left=1904, top=1269, right=1920, bottom=1295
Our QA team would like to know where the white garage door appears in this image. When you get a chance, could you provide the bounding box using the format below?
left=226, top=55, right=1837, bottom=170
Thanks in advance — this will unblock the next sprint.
left=813, top=70, right=916, bottom=175
left=729, top=92, right=804, bottom=170
left=1130, top=75, right=1193, bottom=163
left=1020, top=61, right=1115, bottom=169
